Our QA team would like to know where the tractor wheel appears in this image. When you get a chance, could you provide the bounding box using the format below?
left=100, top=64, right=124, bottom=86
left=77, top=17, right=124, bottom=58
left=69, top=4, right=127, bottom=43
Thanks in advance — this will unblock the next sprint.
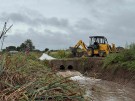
left=87, top=48, right=94, bottom=57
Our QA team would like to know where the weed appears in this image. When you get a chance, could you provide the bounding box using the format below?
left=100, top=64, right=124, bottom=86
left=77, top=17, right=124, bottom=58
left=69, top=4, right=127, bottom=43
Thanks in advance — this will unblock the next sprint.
left=0, top=52, right=84, bottom=101
left=103, top=43, right=135, bottom=71
left=49, top=50, right=72, bottom=59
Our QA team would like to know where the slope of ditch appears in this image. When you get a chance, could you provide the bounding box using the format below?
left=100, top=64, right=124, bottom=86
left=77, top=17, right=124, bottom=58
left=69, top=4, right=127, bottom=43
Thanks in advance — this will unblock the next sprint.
left=57, top=70, right=135, bottom=101
left=49, top=57, right=135, bottom=89
left=86, top=66, right=135, bottom=89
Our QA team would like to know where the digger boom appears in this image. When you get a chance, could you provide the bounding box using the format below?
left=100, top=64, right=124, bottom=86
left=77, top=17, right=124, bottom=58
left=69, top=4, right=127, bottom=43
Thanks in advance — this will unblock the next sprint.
left=74, top=40, right=88, bottom=52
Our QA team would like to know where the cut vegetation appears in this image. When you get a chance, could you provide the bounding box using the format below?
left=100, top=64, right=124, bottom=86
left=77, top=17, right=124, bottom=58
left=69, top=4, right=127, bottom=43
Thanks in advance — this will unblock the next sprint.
left=0, top=52, right=84, bottom=101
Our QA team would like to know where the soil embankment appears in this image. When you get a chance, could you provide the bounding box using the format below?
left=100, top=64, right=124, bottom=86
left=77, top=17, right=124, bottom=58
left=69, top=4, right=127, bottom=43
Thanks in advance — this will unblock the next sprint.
left=49, top=57, right=135, bottom=88
left=57, top=70, right=135, bottom=101
left=86, top=65, right=135, bottom=89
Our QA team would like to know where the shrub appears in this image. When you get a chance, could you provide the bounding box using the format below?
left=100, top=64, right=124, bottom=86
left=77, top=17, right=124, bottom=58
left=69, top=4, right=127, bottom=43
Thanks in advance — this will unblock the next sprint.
left=103, top=44, right=135, bottom=71
left=129, top=42, right=135, bottom=50
left=49, top=50, right=71, bottom=59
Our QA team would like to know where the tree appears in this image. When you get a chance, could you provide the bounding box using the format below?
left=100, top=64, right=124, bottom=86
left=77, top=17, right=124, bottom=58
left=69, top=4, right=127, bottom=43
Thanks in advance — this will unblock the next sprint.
left=20, top=43, right=26, bottom=51
left=24, top=39, right=35, bottom=51
left=19, top=39, right=35, bottom=51
left=6, top=46, right=16, bottom=51
left=16, top=46, right=21, bottom=51
left=44, top=48, right=49, bottom=52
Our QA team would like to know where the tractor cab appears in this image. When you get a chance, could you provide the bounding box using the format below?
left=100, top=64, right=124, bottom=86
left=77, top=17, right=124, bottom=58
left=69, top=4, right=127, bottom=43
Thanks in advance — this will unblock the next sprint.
left=89, top=36, right=108, bottom=49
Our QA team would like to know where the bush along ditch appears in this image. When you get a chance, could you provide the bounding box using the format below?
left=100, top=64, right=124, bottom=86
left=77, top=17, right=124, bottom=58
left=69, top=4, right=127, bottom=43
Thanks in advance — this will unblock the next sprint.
left=49, top=50, right=72, bottom=59
left=0, top=52, right=85, bottom=101
left=103, top=43, right=135, bottom=72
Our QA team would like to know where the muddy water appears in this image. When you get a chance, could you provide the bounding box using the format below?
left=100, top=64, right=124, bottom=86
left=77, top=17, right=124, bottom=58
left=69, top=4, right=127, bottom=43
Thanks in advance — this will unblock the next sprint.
left=57, top=71, right=135, bottom=101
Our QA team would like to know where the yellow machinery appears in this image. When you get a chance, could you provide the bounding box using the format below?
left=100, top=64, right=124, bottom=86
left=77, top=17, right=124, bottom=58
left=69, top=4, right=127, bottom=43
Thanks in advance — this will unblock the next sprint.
left=70, top=36, right=118, bottom=57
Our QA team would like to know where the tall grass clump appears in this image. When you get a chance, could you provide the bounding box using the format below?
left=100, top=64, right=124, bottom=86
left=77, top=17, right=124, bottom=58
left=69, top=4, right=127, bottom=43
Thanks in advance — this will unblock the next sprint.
left=103, top=43, right=135, bottom=71
left=49, top=50, right=71, bottom=59
left=0, top=52, right=84, bottom=101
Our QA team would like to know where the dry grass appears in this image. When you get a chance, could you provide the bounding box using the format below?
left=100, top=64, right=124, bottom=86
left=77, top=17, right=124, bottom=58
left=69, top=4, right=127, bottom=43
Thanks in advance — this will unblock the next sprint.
left=0, top=52, right=84, bottom=101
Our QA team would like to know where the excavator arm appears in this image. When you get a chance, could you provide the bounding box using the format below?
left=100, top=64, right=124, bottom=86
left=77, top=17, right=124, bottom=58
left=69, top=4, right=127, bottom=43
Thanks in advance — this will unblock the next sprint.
left=74, top=40, right=88, bottom=52
left=70, top=40, right=88, bottom=57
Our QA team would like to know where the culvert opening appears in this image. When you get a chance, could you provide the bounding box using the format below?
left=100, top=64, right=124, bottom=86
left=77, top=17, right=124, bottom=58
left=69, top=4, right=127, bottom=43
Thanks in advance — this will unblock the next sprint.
left=60, top=65, right=65, bottom=70
left=68, top=65, right=73, bottom=70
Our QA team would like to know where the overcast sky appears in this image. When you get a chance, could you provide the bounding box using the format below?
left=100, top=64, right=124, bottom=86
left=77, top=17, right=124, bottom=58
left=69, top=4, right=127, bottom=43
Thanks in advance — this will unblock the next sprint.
left=0, top=0, right=135, bottom=50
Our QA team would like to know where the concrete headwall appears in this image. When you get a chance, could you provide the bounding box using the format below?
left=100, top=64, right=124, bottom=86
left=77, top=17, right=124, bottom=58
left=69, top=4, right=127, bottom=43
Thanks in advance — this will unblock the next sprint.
left=49, top=57, right=103, bottom=73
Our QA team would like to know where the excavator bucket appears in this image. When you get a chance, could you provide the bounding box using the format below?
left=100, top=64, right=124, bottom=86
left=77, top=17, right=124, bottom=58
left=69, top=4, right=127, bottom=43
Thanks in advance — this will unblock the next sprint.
left=69, top=47, right=84, bottom=57
left=69, top=47, right=77, bottom=56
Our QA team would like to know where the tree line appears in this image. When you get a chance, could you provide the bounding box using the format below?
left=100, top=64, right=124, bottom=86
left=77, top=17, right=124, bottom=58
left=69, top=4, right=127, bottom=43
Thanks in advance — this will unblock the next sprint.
left=3, top=39, right=51, bottom=52
left=4, top=39, right=35, bottom=52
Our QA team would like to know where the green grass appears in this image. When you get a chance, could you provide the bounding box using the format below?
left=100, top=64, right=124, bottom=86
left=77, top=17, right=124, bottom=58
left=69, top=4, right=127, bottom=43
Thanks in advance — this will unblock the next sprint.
left=103, top=43, right=135, bottom=71
left=0, top=52, right=84, bottom=101
left=49, top=50, right=72, bottom=59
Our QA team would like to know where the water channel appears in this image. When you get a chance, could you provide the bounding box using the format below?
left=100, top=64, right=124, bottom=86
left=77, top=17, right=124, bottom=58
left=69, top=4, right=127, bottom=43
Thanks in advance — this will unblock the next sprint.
left=57, top=70, right=135, bottom=101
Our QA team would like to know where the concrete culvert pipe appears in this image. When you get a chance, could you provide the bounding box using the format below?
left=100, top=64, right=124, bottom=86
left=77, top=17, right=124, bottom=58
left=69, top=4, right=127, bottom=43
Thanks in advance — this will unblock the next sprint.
left=68, top=65, right=73, bottom=70
left=60, top=65, right=65, bottom=70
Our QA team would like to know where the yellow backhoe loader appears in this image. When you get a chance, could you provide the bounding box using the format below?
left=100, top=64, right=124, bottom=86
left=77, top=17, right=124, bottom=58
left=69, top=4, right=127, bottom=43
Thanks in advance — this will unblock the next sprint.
left=70, top=36, right=119, bottom=57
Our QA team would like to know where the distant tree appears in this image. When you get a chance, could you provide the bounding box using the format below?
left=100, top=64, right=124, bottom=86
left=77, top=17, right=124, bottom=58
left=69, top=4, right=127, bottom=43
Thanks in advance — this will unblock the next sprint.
left=44, top=48, right=49, bottom=52
left=24, top=39, right=35, bottom=51
left=6, top=46, right=16, bottom=51
left=2, top=49, right=6, bottom=52
left=16, top=46, right=21, bottom=51
left=19, top=39, right=35, bottom=52
left=20, top=43, right=26, bottom=51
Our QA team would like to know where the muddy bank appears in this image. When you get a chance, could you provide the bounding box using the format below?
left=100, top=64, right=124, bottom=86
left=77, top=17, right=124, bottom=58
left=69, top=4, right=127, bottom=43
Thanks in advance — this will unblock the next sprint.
left=85, top=66, right=135, bottom=89
left=49, top=57, right=135, bottom=88
left=57, top=70, right=135, bottom=101
left=70, top=75, right=135, bottom=101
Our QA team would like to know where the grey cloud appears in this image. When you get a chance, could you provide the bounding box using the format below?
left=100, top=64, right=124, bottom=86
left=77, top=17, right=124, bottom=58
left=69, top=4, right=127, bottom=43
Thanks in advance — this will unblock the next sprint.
left=0, top=12, right=70, bottom=29
left=71, top=0, right=128, bottom=5
left=0, top=12, right=38, bottom=26
left=4, top=28, right=72, bottom=50
left=36, top=17, right=69, bottom=28
left=74, top=18, right=101, bottom=32
left=1, top=0, right=135, bottom=50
